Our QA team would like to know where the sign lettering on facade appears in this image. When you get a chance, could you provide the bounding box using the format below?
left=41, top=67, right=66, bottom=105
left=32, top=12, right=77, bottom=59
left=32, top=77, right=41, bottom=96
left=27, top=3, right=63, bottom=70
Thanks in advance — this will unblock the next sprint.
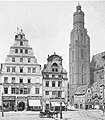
left=3, top=96, right=16, bottom=100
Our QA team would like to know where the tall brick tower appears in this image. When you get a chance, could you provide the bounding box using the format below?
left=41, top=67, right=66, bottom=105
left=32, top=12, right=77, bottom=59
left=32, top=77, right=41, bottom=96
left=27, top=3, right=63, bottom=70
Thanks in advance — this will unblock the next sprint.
left=69, top=4, right=90, bottom=105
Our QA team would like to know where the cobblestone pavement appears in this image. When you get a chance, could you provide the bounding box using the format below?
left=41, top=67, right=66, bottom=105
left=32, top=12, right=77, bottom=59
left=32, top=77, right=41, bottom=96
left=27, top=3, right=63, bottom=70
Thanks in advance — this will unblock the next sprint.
left=0, top=111, right=53, bottom=120
left=54, top=110, right=105, bottom=120
left=0, top=110, right=105, bottom=120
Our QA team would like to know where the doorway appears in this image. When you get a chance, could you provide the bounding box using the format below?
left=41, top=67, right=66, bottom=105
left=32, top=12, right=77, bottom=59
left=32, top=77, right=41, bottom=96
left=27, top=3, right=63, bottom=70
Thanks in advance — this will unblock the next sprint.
left=18, top=102, right=25, bottom=111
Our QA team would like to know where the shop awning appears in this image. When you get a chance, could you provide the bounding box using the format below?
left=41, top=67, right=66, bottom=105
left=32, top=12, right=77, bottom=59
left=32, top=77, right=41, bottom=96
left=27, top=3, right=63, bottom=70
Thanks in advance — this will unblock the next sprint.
left=29, top=100, right=41, bottom=106
left=51, top=102, right=60, bottom=106
left=46, top=101, right=49, bottom=104
left=51, top=102, right=65, bottom=106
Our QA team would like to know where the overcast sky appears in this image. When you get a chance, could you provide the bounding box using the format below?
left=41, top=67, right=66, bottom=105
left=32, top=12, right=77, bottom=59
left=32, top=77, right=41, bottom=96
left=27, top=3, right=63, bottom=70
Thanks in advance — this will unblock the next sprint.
left=0, top=1, right=105, bottom=75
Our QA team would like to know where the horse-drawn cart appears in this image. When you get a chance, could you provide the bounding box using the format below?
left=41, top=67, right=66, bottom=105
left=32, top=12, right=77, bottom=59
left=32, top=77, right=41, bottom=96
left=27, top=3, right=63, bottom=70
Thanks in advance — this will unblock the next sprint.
left=39, top=110, right=59, bottom=118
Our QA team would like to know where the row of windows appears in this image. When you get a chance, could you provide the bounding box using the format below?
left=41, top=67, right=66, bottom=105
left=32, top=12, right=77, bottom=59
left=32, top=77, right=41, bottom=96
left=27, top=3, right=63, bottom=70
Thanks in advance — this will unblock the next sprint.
left=7, top=67, right=36, bottom=73
left=44, top=74, right=63, bottom=79
left=12, top=57, right=30, bottom=63
left=45, top=81, right=62, bottom=87
left=4, top=77, right=37, bottom=83
left=4, top=87, right=39, bottom=94
left=45, top=91, right=62, bottom=97
left=52, top=68, right=58, bottom=72
left=15, top=49, right=28, bottom=54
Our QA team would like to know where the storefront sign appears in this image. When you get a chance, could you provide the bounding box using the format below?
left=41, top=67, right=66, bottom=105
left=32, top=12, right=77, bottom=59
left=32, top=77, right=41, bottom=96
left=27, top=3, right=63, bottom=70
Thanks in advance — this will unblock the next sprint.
left=17, top=96, right=27, bottom=101
left=3, top=96, right=16, bottom=101
left=28, top=96, right=42, bottom=100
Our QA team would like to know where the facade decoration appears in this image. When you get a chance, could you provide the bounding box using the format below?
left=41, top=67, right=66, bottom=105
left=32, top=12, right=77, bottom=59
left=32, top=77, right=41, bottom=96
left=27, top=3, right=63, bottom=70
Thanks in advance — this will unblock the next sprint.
left=0, top=29, right=42, bottom=111
left=42, top=53, right=68, bottom=111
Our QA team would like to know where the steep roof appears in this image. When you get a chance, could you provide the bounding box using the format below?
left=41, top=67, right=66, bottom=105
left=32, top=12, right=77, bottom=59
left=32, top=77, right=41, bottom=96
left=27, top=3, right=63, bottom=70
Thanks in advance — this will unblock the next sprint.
left=91, top=51, right=105, bottom=70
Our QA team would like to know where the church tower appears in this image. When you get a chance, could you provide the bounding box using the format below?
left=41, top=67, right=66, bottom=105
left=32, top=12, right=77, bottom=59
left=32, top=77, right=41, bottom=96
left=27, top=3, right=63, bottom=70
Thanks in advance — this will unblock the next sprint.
left=69, top=4, right=90, bottom=105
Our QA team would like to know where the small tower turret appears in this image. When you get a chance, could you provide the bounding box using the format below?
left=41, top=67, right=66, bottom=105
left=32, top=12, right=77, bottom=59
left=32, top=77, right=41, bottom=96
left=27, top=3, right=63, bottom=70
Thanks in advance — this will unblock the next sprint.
left=73, top=3, right=84, bottom=29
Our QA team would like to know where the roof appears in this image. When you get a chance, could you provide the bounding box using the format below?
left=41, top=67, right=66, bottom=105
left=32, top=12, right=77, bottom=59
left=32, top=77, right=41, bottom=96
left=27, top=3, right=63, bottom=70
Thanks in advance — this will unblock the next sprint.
left=47, top=54, right=62, bottom=62
left=75, top=85, right=88, bottom=95
left=91, top=51, right=105, bottom=70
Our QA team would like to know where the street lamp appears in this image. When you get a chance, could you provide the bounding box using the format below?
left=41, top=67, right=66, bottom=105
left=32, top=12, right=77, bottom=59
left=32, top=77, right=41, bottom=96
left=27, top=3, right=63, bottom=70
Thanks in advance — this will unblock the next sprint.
left=103, top=77, right=105, bottom=114
left=2, top=92, right=4, bottom=117
left=60, top=79, right=62, bottom=119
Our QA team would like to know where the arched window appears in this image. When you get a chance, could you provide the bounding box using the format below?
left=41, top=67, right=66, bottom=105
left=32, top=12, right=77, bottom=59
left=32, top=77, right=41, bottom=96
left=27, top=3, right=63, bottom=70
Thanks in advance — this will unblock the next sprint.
left=52, top=63, right=58, bottom=66
left=82, top=64, right=84, bottom=73
left=72, top=51, right=74, bottom=62
left=81, top=49, right=84, bottom=59
left=82, top=75, right=84, bottom=84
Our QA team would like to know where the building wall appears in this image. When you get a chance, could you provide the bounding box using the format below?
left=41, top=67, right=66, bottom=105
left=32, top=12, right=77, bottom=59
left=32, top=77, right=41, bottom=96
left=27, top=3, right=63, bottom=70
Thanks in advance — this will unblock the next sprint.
left=69, top=4, right=90, bottom=105
left=0, top=30, right=42, bottom=111
left=42, top=53, right=68, bottom=111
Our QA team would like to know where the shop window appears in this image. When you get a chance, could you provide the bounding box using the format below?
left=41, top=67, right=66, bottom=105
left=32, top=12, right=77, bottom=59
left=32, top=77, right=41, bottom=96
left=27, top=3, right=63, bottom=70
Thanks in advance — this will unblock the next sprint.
left=20, top=78, right=23, bottom=83
left=4, top=87, right=8, bottom=94
left=32, top=68, right=36, bottom=73
left=52, top=81, right=55, bottom=87
left=35, top=88, right=39, bottom=94
left=20, top=68, right=23, bottom=73
left=28, top=67, right=31, bottom=73
left=20, top=58, right=23, bottom=62
left=12, top=67, right=15, bottom=72
left=7, top=67, right=10, bottom=72
left=45, top=81, right=49, bottom=87
left=45, top=91, right=49, bottom=95
left=12, top=57, right=15, bottom=62
left=15, top=49, right=18, bottom=53
left=4, top=77, right=8, bottom=83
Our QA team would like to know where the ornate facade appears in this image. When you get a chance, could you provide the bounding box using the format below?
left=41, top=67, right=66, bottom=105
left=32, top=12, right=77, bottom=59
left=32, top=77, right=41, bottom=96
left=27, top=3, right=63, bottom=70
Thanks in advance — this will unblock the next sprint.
left=0, top=29, right=42, bottom=111
left=42, top=53, right=68, bottom=111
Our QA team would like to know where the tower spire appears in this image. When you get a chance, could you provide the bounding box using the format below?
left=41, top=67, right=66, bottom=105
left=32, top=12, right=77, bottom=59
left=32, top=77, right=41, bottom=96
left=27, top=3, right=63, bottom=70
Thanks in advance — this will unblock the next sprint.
left=78, top=1, right=80, bottom=6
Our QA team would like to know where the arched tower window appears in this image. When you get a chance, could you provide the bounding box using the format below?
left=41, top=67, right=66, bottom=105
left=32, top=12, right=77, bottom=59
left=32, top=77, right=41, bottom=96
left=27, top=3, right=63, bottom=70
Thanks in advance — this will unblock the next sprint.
left=81, top=49, right=84, bottom=59
left=82, top=75, right=84, bottom=84
left=82, top=64, right=84, bottom=73
left=72, top=51, right=74, bottom=62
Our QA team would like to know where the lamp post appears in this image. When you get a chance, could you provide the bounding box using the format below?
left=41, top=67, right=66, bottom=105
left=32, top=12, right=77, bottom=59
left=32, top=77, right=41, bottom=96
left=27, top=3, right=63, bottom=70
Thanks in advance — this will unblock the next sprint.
left=2, top=92, right=4, bottom=117
left=60, top=80, right=62, bottom=119
left=103, top=77, right=105, bottom=114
